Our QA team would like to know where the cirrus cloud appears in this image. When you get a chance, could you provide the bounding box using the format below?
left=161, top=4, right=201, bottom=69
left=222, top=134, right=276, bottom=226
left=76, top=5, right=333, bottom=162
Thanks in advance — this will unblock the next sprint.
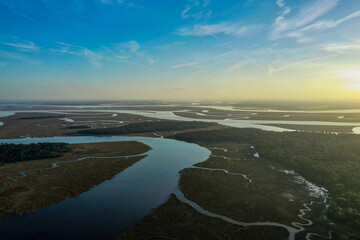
left=337, top=68, right=360, bottom=91
left=271, top=0, right=338, bottom=40
left=2, top=39, right=39, bottom=52
left=176, top=22, right=252, bottom=37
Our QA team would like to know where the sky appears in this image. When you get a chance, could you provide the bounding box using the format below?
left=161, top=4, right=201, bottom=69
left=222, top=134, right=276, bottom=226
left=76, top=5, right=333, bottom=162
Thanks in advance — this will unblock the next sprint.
left=0, top=0, right=360, bottom=100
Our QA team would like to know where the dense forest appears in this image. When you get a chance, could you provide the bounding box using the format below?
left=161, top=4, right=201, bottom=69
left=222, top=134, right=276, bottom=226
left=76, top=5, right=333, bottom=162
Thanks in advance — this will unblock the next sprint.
left=74, top=121, right=217, bottom=135
left=0, top=143, right=70, bottom=164
left=20, top=115, right=65, bottom=120
left=169, top=128, right=360, bottom=237
left=63, top=125, right=90, bottom=129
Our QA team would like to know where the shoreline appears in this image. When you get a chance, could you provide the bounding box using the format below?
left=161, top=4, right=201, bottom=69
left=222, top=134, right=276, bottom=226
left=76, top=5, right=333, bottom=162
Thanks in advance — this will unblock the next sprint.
left=0, top=141, right=150, bottom=218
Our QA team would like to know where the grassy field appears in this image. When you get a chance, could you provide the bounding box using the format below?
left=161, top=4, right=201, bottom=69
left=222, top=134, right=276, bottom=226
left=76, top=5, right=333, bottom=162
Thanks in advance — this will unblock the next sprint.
left=74, top=120, right=218, bottom=135
left=169, top=128, right=360, bottom=239
left=118, top=194, right=289, bottom=240
left=118, top=139, right=330, bottom=240
left=0, top=141, right=150, bottom=218
left=0, top=112, right=156, bottom=139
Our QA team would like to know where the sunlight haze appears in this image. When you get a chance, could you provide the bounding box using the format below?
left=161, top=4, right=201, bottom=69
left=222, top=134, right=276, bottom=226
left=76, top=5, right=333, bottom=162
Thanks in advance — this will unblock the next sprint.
left=0, top=0, right=360, bottom=100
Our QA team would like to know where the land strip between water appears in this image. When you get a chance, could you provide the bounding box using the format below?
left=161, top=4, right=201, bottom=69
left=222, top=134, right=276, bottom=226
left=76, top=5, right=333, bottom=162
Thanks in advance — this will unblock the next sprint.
left=0, top=141, right=150, bottom=218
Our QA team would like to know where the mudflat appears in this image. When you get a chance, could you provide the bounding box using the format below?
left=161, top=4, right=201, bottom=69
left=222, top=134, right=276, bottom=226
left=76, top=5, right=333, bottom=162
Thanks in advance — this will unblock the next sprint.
left=263, top=124, right=357, bottom=133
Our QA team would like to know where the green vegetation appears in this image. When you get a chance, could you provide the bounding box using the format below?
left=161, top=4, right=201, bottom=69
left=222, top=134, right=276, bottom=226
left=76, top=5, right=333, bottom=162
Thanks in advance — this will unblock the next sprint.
left=118, top=194, right=289, bottom=240
left=74, top=121, right=217, bottom=135
left=169, top=128, right=360, bottom=238
left=0, top=143, right=70, bottom=164
left=19, top=115, right=65, bottom=120
left=328, top=191, right=360, bottom=237
left=63, top=125, right=90, bottom=129
left=0, top=142, right=150, bottom=218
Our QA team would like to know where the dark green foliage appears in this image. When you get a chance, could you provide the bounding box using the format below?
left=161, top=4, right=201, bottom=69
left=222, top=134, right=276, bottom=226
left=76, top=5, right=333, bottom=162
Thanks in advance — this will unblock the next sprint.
left=75, top=121, right=217, bottom=135
left=328, top=191, right=360, bottom=225
left=64, top=125, right=90, bottom=129
left=169, top=128, right=360, bottom=234
left=170, top=128, right=360, bottom=192
left=0, top=143, right=70, bottom=164
left=19, top=115, right=65, bottom=120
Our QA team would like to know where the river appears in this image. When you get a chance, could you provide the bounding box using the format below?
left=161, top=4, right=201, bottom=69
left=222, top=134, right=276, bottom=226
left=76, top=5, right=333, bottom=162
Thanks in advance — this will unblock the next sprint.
left=3, top=108, right=360, bottom=133
left=0, top=135, right=333, bottom=240
left=0, top=105, right=340, bottom=239
left=0, top=136, right=210, bottom=240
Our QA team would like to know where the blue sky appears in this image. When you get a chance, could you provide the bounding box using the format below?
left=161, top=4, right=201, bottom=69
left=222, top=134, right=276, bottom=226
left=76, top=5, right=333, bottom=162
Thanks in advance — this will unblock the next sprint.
left=0, top=0, right=360, bottom=100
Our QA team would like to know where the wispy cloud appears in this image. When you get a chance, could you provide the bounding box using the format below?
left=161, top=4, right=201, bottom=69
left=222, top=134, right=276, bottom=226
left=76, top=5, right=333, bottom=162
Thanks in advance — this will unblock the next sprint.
left=267, top=64, right=275, bottom=76
left=147, top=58, right=156, bottom=64
left=295, top=10, right=360, bottom=33
left=244, top=0, right=256, bottom=7
left=113, top=40, right=146, bottom=61
left=81, top=48, right=102, bottom=69
left=114, top=58, right=152, bottom=70
left=51, top=41, right=80, bottom=55
left=0, top=37, right=41, bottom=64
left=177, top=22, right=251, bottom=37
left=100, top=0, right=111, bottom=4
left=2, top=39, right=40, bottom=52
left=267, top=54, right=337, bottom=76
left=0, top=0, right=38, bottom=22
left=337, top=68, right=360, bottom=91
left=0, top=50, right=40, bottom=64
left=323, top=39, right=360, bottom=53
left=221, top=61, right=248, bottom=73
left=278, top=9, right=360, bottom=43
left=181, top=0, right=212, bottom=19
left=172, top=61, right=200, bottom=69
left=117, top=40, right=140, bottom=54
left=209, top=33, right=266, bottom=71
left=172, top=51, right=233, bottom=69
left=97, top=0, right=134, bottom=6
left=153, top=41, right=187, bottom=50
left=271, top=0, right=338, bottom=40
left=102, top=41, right=154, bottom=70
left=276, top=0, right=285, bottom=8
left=52, top=42, right=103, bottom=69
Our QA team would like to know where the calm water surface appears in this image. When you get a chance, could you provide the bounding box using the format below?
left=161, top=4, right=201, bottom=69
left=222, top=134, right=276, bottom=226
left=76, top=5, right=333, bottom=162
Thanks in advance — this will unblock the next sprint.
left=0, top=136, right=210, bottom=240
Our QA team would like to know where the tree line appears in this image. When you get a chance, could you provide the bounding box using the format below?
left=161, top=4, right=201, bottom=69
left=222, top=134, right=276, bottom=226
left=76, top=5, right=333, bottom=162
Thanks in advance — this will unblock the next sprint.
left=73, top=121, right=217, bottom=135
left=0, top=143, right=70, bottom=164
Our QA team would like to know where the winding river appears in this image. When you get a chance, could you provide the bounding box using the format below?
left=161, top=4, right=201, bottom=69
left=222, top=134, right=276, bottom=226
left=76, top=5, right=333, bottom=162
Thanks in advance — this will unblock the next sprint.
left=0, top=136, right=331, bottom=240
left=3, top=103, right=360, bottom=133
left=0, top=105, right=339, bottom=239
left=0, top=136, right=211, bottom=240
left=3, top=108, right=360, bottom=133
